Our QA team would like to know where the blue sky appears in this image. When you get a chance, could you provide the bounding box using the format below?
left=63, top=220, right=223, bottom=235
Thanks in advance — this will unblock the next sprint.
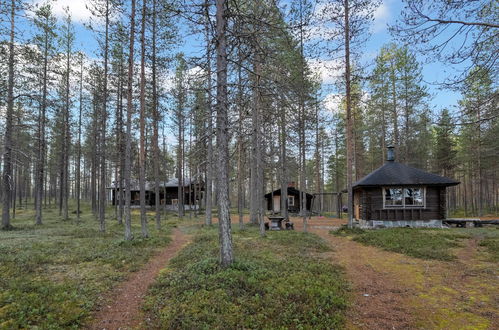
left=364, top=0, right=462, bottom=114
left=24, top=0, right=464, bottom=115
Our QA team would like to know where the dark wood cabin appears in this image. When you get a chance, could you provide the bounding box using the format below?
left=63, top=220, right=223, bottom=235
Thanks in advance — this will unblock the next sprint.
left=108, top=178, right=204, bottom=207
left=352, top=147, right=459, bottom=228
left=264, top=187, right=313, bottom=214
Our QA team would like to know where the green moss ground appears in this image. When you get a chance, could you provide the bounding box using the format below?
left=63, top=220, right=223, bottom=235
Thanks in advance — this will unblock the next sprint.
left=144, top=225, right=350, bottom=329
left=0, top=203, right=172, bottom=329
left=332, top=226, right=499, bottom=261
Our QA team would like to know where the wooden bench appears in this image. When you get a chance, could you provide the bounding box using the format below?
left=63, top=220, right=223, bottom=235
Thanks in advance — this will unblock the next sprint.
left=266, top=216, right=294, bottom=231
left=444, top=218, right=499, bottom=227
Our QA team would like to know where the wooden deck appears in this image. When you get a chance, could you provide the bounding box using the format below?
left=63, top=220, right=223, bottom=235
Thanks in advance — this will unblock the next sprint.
left=444, top=218, right=499, bottom=227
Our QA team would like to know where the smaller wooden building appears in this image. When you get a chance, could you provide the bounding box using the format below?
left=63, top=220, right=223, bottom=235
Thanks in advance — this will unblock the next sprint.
left=264, top=187, right=313, bottom=214
left=108, top=178, right=203, bottom=207
left=353, top=147, right=459, bottom=228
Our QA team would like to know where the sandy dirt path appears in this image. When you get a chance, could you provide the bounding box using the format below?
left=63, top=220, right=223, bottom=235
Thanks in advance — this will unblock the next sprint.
left=86, top=228, right=190, bottom=330
left=297, top=217, right=498, bottom=329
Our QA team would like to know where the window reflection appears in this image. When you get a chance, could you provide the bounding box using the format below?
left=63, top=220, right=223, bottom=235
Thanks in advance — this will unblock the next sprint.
left=385, top=187, right=424, bottom=208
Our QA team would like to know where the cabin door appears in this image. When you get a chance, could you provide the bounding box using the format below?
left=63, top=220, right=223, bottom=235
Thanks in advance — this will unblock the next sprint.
left=354, top=191, right=361, bottom=220
left=273, top=196, right=280, bottom=212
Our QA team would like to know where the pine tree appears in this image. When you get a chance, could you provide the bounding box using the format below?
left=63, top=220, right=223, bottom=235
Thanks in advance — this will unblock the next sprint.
left=1, top=0, right=16, bottom=230
left=32, top=3, right=57, bottom=226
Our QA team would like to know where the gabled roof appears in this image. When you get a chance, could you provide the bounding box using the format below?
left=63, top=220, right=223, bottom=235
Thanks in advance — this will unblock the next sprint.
left=264, top=187, right=313, bottom=198
left=163, top=177, right=194, bottom=187
left=353, top=161, right=460, bottom=188
left=107, top=178, right=199, bottom=190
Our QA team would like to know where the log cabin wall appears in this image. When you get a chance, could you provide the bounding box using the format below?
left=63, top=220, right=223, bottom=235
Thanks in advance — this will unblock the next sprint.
left=359, top=186, right=446, bottom=221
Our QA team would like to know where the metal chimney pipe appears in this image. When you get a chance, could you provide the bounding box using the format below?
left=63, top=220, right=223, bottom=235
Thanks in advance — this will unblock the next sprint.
left=387, top=146, right=395, bottom=161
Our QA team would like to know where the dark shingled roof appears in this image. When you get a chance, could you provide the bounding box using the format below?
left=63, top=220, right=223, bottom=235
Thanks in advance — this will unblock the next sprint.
left=353, top=161, right=460, bottom=188
left=107, top=178, right=199, bottom=190
left=264, top=187, right=313, bottom=198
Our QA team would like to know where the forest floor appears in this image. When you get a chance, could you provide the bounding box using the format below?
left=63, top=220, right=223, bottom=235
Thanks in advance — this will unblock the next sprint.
left=298, top=216, right=499, bottom=329
left=139, top=215, right=497, bottom=329
left=2, top=208, right=497, bottom=329
left=0, top=205, right=173, bottom=329
left=87, top=228, right=190, bottom=330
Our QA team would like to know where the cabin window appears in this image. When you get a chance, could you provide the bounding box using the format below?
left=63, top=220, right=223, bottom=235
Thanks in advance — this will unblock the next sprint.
left=385, top=188, right=403, bottom=206
left=384, top=187, right=425, bottom=208
left=404, top=187, right=424, bottom=206
left=288, top=196, right=295, bottom=206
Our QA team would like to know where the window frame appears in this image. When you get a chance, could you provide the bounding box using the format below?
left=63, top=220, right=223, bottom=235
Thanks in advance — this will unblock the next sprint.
left=382, top=186, right=426, bottom=209
left=288, top=195, right=295, bottom=207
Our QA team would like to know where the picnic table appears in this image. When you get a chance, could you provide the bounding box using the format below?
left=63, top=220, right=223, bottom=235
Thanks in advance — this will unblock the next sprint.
left=444, top=218, right=499, bottom=227
left=268, top=216, right=284, bottom=230
left=267, top=216, right=294, bottom=230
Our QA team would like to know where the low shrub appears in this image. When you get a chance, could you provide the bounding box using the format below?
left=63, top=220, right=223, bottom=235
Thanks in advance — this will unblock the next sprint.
left=0, top=203, right=172, bottom=328
left=332, top=227, right=473, bottom=261
left=144, top=227, right=349, bottom=329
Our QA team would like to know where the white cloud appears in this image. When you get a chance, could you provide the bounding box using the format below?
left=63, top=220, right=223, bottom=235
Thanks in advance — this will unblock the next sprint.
left=312, top=0, right=391, bottom=37
left=322, top=90, right=370, bottom=114
left=372, top=0, right=390, bottom=33
left=307, top=58, right=343, bottom=85
left=307, top=2, right=342, bottom=41
left=187, top=66, right=206, bottom=82
left=29, top=0, right=96, bottom=24
left=323, top=93, right=343, bottom=113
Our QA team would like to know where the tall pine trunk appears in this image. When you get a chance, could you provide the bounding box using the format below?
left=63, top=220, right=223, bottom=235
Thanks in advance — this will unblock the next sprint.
left=298, top=0, right=307, bottom=232
left=35, top=10, right=50, bottom=226
left=139, top=0, right=149, bottom=237
left=279, top=106, right=288, bottom=220
left=152, top=0, right=161, bottom=229
left=215, top=0, right=233, bottom=267
left=76, top=54, right=83, bottom=223
left=124, top=0, right=136, bottom=241
left=99, top=0, right=110, bottom=232
left=2, top=0, right=15, bottom=230
left=204, top=0, right=213, bottom=225
left=62, top=16, right=72, bottom=221
left=236, top=47, right=244, bottom=229
left=344, top=0, right=354, bottom=228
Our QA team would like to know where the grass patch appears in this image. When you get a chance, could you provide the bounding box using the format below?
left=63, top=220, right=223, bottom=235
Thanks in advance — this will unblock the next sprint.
left=332, top=226, right=472, bottom=261
left=0, top=203, right=172, bottom=329
left=144, top=226, right=349, bottom=329
left=478, top=228, right=499, bottom=262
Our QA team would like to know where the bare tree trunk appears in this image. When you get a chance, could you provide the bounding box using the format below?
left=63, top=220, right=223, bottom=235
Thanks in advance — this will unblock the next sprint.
left=344, top=0, right=354, bottom=228
left=12, top=154, right=17, bottom=219
left=177, top=114, right=184, bottom=218
left=215, top=0, right=234, bottom=267
left=249, top=56, right=261, bottom=226
left=124, top=0, right=136, bottom=241
left=62, top=16, right=72, bottom=221
left=204, top=0, right=213, bottom=226
left=139, top=0, right=149, bottom=237
left=152, top=0, right=161, bottom=230
left=253, top=58, right=265, bottom=237
left=477, top=109, right=483, bottom=216
left=298, top=0, right=307, bottom=232
left=99, top=0, right=110, bottom=232
left=279, top=106, right=288, bottom=220
left=236, top=55, right=244, bottom=230
left=188, top=116, right=193, bottom=218
left=1, top=0, right=15, bottom=230
left=162, top=127, right=168, bottom=216
left=390, top=59, right=399, bottom=147
left=91, top=112, right=97, bottom=215
left=76, top=54, right=83, bottom=223
left=35, top=7, right=50, bottom=226
left=115, top=48, right=125, bottom=225
left=315, top=95, right=322, bottom=214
